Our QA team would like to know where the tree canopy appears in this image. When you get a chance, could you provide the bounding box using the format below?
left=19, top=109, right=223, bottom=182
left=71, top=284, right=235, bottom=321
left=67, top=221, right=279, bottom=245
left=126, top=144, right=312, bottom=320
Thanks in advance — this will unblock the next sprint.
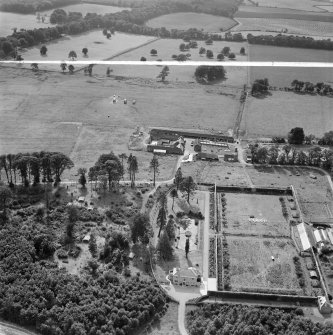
left=195, top=66, right=226, bottom=83
left=288, top=127, right=305, bottom=145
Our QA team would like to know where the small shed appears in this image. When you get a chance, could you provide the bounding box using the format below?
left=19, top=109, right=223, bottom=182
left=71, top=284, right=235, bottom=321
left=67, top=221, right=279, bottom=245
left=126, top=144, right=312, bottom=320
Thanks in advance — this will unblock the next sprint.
left=318, top=296, right=332, bottom=314
left=196, top=152, right=218, bottom=161
left=309, top=270, right=318, bottom=279
left=153, top=149, right=166, bottom=155
left=78, top=196, right=85, bottom=203
left=129, top=252, right=135, bottom=260
left=313, top=229, right=323, bottom=243
left=82, top=234, right=90, bottom=243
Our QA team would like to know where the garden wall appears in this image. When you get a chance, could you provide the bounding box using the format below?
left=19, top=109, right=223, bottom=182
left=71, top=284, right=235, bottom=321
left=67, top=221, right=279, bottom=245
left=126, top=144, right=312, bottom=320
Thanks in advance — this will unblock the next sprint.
left=207, top=290, right=317, bottom=306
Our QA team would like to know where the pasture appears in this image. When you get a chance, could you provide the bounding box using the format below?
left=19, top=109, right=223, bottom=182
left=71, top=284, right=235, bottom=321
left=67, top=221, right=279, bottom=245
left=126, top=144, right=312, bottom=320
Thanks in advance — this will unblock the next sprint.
left=146, top=12, right=237, bottom=33
left=224, top=193, right=290, bottom=237
left=0, top=66, right=240, bottom=181
left=18, top=31, right=154, bottom=68
left=227, top=236, right=304, bottom=293
left=110, top=38, right=248, bottom=86
left=233, top=18, right=333, bottom=37
left=241, top=92, right=333, bottom=138
left=0, top=4, right=126, bottom=36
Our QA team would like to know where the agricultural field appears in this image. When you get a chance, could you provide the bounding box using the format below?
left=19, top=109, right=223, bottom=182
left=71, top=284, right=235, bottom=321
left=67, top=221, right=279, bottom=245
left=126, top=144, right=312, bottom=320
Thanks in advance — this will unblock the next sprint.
left=110, top=38, right=248, bottom=86
left=245, top=0, right=332, bottom=12
left=224, top=193, right=290, bottom=237
left=146, top=12, right=237, bottom=33
left=0, top=66, right=241, bottom=182
left=240, top=92, right=333, bottom=138
left=227, top=236, right=304, bottom=293
left=0, top=4, right=126, bottom=36
left=232, top=18, right=333, bottom=37
left=317, top=5, right=333, bottom=12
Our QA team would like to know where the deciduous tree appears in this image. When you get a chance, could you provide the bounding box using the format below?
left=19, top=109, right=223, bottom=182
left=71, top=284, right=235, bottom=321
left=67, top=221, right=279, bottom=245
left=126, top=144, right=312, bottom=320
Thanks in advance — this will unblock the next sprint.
left=180, top=176, right=197, bottom=203
left=150, top=155, right=159, bottom=186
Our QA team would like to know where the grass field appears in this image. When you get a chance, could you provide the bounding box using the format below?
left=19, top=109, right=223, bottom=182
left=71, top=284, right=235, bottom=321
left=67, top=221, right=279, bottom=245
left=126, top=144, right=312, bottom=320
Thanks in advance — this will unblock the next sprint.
left=110, top=38, right=248, bottom=86
left=233, top=17, right=333, bottom=36
left=247, top=0, right=331, bottom=12
left=146, top=12, right=237, bottom=33
left=228, top=236, right=303, bottom=293
left=0, top=66, right=241, bottom=181
left=317, top=5, right=333, bottom=12
left=241, top=92, right=333, bottom=138
left=225, top=193, right=290, bottom=237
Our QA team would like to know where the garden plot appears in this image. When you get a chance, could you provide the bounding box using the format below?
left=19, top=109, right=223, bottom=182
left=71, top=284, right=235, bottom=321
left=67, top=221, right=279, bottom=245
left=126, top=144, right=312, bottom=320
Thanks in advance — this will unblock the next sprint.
left=224, top=193, right=290, bottom=237
left=228, top=236, right=303, bottom=293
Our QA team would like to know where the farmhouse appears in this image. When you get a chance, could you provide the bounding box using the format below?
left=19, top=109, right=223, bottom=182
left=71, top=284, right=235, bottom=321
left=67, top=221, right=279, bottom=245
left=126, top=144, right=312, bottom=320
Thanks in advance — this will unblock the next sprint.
left=147, top=136, right=185, bottom=155
left=169, top=267, right=201, bottom=287
left=196, top=152, right=219, bottom=161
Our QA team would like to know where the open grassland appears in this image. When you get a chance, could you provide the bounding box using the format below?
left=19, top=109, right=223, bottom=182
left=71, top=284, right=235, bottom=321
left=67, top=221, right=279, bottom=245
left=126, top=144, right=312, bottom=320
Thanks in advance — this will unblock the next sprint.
left=246, top=0, right=331, bottom=12
left=0, top=66, right=240, bottom=181
left=317, top=5, right=333, bottom=12
left=228, top=236, right=303, bottom=293
left=241, top=92, right=333, bottom=138
left=245, top=166, right=332, bottom=222
left=181, top=162, right=249, bottom=186
left=110, top=38, right=248, bottom=86
left=233, top=17, right=333, bottom=36
left=146, top=12, right=237, bottom=33
left=225, top=193, right=290, bottom=237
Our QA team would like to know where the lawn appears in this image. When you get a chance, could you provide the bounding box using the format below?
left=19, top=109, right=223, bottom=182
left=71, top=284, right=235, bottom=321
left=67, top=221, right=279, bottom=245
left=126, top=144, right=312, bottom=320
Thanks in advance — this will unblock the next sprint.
left=146, top=12, right=237, bottom=33
left=227, top=236, right=303, bottom=293
left=224, top=193, right=290, bottom=237
left=0, top=66, right=241, bottom=182
left=233, top=18, right=333, bottom=37
left=110, top=38, right=248, bottom=87
left=240, top=92, right=333, bottom=138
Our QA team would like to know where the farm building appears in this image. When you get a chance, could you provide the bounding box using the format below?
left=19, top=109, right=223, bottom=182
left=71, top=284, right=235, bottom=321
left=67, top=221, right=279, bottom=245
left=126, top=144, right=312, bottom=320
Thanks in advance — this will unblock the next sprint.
left=147, top=135, right=185, bottom=155
left=224, top=153, right=238, bottom=162
left=193, top=139, right=202, bottom=152
left=129, top=252, right=135, bottom=260
left=297, top=223, right=311, bottom=251
left=196, top=152, right=219, bottom=161
left=317, top=296, right=332, bottom=314
left=169, top=267, right=201, bottom=287
left=82, top=234, right=90, bottom=243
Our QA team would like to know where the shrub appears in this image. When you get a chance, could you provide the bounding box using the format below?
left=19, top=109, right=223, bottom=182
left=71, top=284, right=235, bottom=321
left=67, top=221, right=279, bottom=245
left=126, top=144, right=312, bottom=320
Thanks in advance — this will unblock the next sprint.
left=140, top=56, right=146, bottom=61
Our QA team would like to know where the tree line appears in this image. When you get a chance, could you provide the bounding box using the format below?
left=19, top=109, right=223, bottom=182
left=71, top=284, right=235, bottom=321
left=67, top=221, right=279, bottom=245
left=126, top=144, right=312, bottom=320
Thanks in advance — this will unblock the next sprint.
left=186, top=303, right=333, bottom=335
left=0, top=3, right=242, bottom=58
left=247, top=33, right=333, bottom=51
left=0, top=151, right=73, bottom=187
left=0, top=0, right=79, bottom=14
left=291, top=80, right=333, bottom=95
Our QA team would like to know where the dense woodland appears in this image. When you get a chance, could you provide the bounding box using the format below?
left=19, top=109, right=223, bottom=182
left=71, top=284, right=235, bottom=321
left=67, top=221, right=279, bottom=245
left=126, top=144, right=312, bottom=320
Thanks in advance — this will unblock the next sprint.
left=0, top=225, right=167, bottom=335
left=186, top=304, right=333, bottom=335
left=0, top=0, right=79, bottom=13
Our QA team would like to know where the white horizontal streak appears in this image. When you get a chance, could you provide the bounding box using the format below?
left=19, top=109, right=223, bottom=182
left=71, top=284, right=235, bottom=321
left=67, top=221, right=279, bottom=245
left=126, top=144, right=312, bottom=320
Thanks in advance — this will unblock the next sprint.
left=0, top=60, right=333, bottom=67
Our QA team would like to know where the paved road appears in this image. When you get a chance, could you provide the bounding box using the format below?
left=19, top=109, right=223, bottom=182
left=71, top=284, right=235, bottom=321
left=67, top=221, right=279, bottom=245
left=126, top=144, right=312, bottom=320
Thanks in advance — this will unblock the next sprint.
left=0, top=321, right=37, bottom=335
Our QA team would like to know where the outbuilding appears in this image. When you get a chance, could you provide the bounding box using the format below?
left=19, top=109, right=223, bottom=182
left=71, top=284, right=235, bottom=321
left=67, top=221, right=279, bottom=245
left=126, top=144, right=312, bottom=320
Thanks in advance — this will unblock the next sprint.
left=224, top=153, right=238, bottom=162
left=196, top=152, right=218, bottom=161
left=193, top=139, right=202, bottom=152
left=169, top=267, right=201, bottom=287
left=309, top=270, right=319, bottom=279
left=82, top=234, right=90, bottom=243
left=318, top=296, right=332, bottom=314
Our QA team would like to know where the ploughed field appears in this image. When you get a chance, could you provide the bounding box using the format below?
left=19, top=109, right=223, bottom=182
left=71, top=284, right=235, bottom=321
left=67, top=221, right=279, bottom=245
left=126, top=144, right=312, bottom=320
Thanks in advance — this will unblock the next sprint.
left=232, top=18, right=333, bottom=37
left=146, top=12, right=237, bottom=33
left=0, top=4, right=126, bottom=36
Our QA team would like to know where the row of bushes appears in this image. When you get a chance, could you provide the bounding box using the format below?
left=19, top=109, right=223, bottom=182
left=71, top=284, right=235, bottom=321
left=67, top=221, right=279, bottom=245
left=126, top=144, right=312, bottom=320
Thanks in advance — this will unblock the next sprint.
left=217, top=237, right=223, bottom=291
left=221, top=193, right=228, bottom=229
left=209, top=193, right=215, bottom=230
left=293, top=256, right=305, bottom=288
left=279, top=197, right=289, bottom=217
left=209, top=237, right=216, bottom=278
left=222, top=235, right=231, bottom=290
